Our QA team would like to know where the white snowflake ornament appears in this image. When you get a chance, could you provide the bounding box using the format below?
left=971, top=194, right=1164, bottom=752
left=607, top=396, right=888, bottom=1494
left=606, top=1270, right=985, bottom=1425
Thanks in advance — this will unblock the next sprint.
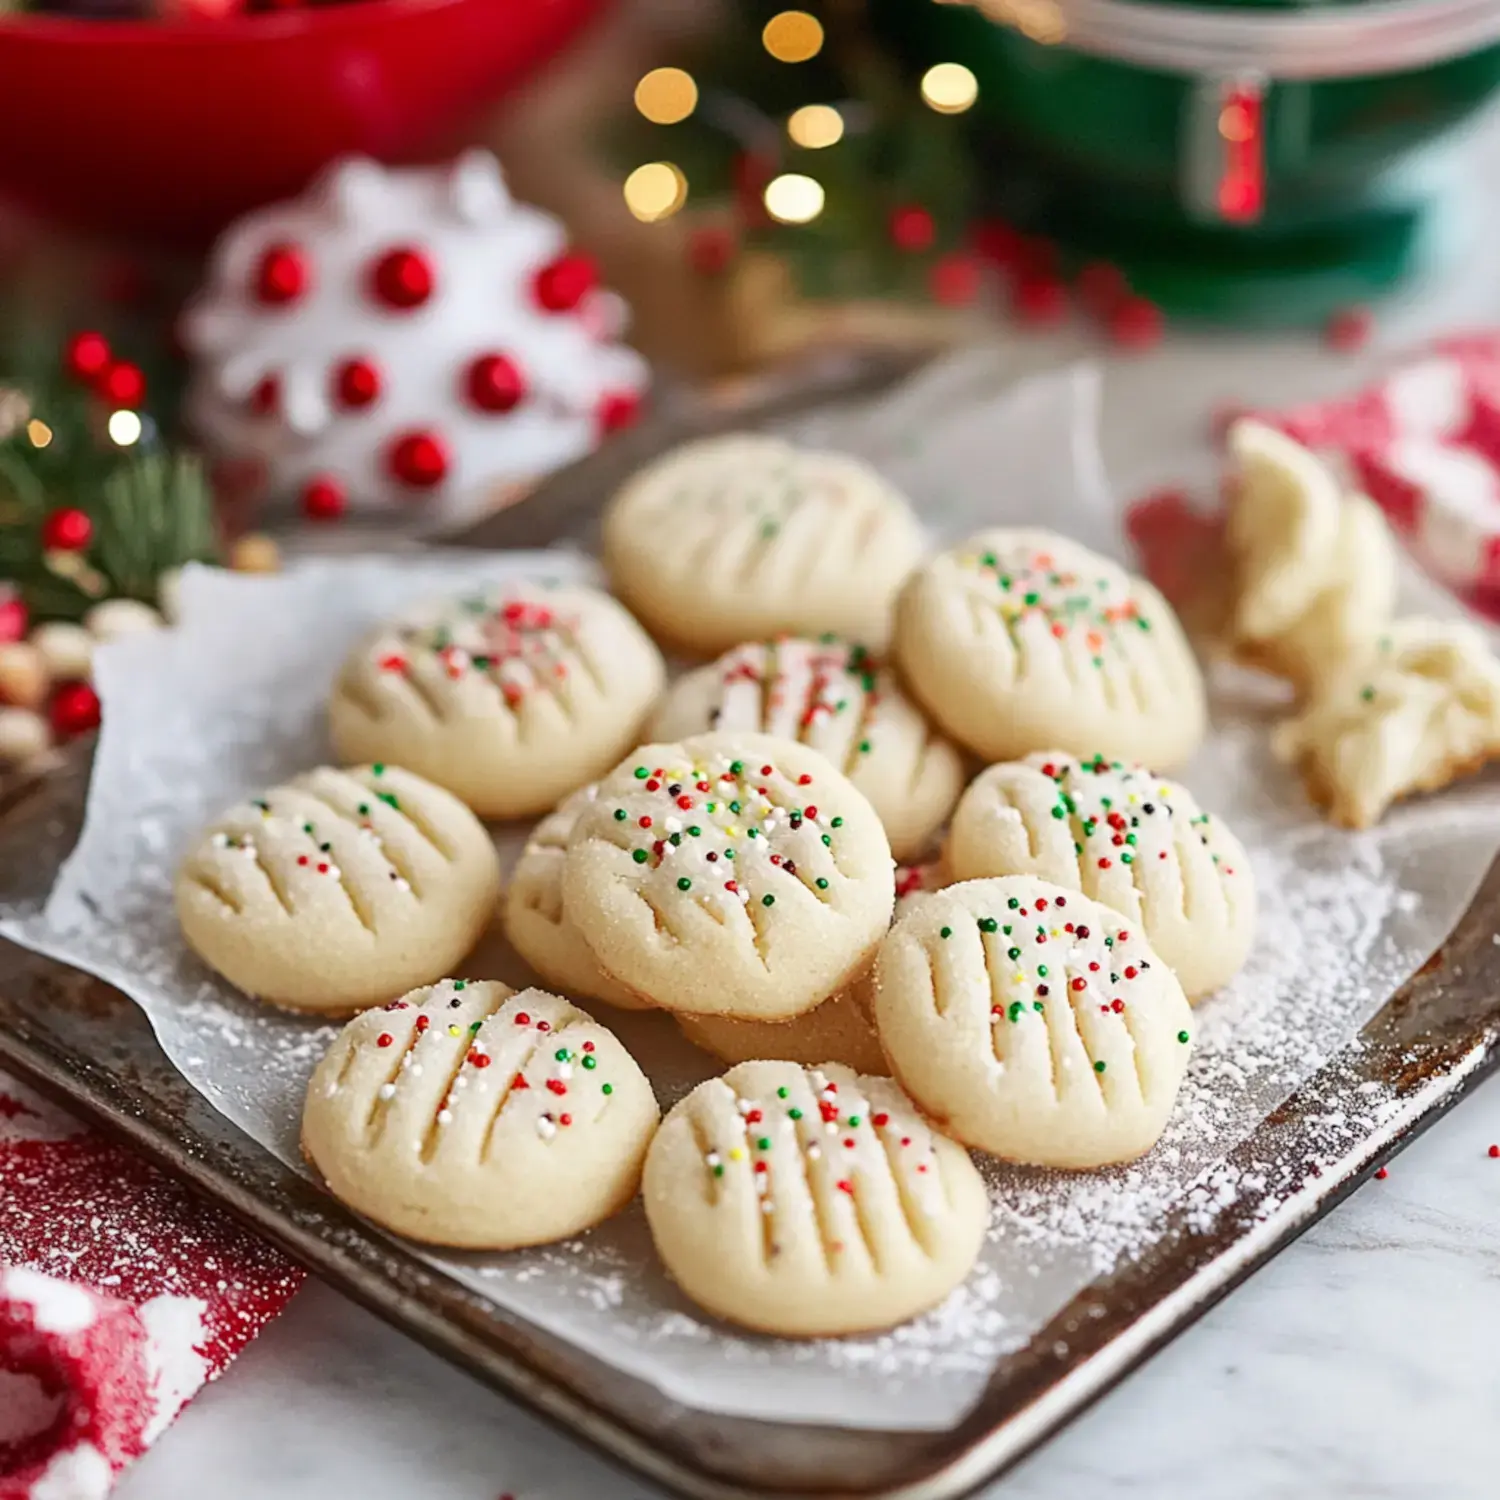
left=181, top=151, right=648, bottom=525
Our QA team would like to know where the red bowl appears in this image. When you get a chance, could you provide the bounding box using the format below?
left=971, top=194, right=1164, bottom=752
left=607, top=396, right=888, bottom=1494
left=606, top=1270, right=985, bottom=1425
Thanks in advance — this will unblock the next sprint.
left=0, top=0, right=605, bottom=245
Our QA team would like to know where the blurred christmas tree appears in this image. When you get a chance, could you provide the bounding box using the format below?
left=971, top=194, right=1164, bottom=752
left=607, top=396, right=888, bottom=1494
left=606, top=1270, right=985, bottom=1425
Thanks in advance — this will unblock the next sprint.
left=617, top=0, right=989, bottom=309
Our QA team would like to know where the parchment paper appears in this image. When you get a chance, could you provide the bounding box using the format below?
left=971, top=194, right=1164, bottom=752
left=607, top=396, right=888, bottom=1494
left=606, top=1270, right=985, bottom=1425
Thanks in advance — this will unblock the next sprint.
left=5, top=358, right=1499, bottom=1432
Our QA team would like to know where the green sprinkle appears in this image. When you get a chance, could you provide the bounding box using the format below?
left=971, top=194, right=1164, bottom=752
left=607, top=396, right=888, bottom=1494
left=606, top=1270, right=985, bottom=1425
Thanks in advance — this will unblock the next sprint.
left=1177, top=1030, right=1190, bottom=1044
left=1003, top=925, right=1012, bottom=935
left=816, top=877, right=829, bottom=890
left=1037, top=965, right=1048, bottom=977
left=632, top=849, right=648, bottom=864
left=939, top=925, right=952, bottom=939
left=614, top=809, right=627, bottom=821
left=979, top=917, right=998, bottom=933
left=747, top=827, right=759, bottom=838
left=822, top=834, right=832, bottom=846
left=777, top=1087, right=789, bottom=1098
left=376, top=792, right=400, bottom=810
left=859, top=739, right=872, bottom=754
left=729, top=800, right=741, bottom=814
left=757, top=1136, right=772, bottom=1150
left=688, top=825, right=701, bottom=837
left=713, top=1163, right=725, bottom=1177
left=1007, top=946, right=1021, bottom=960
left=357, top=803, right=370, bottom=816
left=1122, top=853, right=1133, bottom=864
left=1360, top=686, right=1376, bottom=702
left=1008, top=1002, right=1023, bottom=1022
left=302, top=821, right=314, bottom=834
left=554, top=1048, right=569, bottom=1061
left=670, top=833, right=682, bottom=846
left=252, top=799, right=269, bottom=811
left=372, top=763, right=385, bottom=776
left=583, top=1054, right=598, bottom=1069
left=602, top=1083, right=614, bottom=1095
left=848, top=1115, right=861, bottom=1128
left=678, top=877, right=692, bottom=890
left=634, top=766, right=649, bottom=778
left=1051, top=806, right=1065, bottom=819
left=729, top=760, right=744, bottom=775
left=1023, top=591, right=1039, bottom=606
left=1007, top=897, right=1020, bottom=910
left=469, top=1021, right=481, bottom=1034
left=454, top=980, right=466, bottom=990
left=1093, top=1060, right=1107, bottom=1073
left=831, top=817, right=844, bottom=828
left=788, top=1107, right=803, bottom=1120
left=762, top=894, right=775, bottom=907
left=1033, top=1000, right=1044, bottom=1011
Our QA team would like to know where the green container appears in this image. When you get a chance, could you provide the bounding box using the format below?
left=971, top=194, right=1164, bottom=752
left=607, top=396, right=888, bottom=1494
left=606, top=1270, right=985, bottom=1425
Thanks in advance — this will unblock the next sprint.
left=873, top=0, right=1500, bottom=322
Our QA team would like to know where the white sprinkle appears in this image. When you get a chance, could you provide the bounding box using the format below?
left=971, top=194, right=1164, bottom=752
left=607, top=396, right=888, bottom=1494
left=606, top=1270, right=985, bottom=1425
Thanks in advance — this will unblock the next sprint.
left=436, top=1108, right=453, bottom=1125
left=536, top=1115, right=557, bottom=1140
left=665, top=817, right=682, bottom=833
left=390, top=875, right=410, bottom=891
left=378, top=1083, right=395, bottom=1100
left=211, top=832, right=228, bottom=848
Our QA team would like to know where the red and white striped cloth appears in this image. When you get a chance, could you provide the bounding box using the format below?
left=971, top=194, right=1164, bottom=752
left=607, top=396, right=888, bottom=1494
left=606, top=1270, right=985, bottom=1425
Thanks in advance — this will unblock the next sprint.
left=0, top=1070, right=302, bottom=1499
left=1230, top=332, right=1500, bottom=614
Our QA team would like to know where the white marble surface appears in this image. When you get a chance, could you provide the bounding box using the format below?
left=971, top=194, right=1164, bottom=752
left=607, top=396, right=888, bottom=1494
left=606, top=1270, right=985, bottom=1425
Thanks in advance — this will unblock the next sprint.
left=113, top=107, right=1500, bottom=1500
left=116, top=1066, right=1500, bottom=1500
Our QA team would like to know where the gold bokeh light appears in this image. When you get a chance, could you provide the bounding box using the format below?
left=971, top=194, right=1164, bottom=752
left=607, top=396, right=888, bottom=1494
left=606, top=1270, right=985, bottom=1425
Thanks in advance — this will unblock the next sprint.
left=762, top=10, right=824, bottom=62
left=634, top=67, right=698, bottom=125
left=787, top=103, right=844, bottom=148
left=623, top=161, right=688, bottom=223
left=920, top=62, right=979, bottom=114
left=763, top=173, right=825, bottom=225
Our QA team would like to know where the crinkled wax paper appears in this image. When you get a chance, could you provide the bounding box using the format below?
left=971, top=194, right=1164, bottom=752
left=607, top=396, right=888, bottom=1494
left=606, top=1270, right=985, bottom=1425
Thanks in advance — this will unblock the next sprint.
left=5, top=357, right=1500, bottom=1431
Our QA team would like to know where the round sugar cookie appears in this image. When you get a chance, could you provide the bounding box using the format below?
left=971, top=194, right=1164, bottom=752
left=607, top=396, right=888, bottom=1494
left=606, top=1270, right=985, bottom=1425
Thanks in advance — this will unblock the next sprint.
left=303, top=982, right=659, bottom=1249
left=175, top=764, right=501, bottom=1015
left=601, top=434, right=924, bottom=655
left=328, top=581, right=665, bottom=819
left=651, top=637, right=965, bottom=860
left=502, top=784, right=648, bottom=1010
left=562, top=733, right=895, bottom=1020
left=643, top=1060, right=987, bottom=1337
left=893, top=528, right=1205, bottom=769
left=945, top=753, right=1254, bottom=1000
left=874, top=877, right=1193, bottom=1168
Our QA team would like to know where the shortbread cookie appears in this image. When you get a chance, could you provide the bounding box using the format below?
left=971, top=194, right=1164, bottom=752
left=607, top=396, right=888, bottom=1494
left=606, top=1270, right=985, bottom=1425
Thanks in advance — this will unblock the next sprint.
left=893, top=529, right=1205, bottom=769
left=874, top=877, right=1193, bottom=1168
left=652, top=637, right=965, bottom=859
left=303, top=982, right=658, bottom=1249
left=561, top=732, right=895, bottom=1019
left=501, top=784, right=647, bottom=1010
left=329, top=581, right=665, bottom=819
left=175, top=765, right=501, bottom=1015
left=643, top=1060, right=987, bottom=1337
left=1273, top=617, right=1500, bottom=828
left=601, top=435, right=924, bottom=655
left=677, top=988, right=888, bottom=1074
left=946, top=753, right=1253, bottom=999
left=1227, top=421, right=1396, bottom=693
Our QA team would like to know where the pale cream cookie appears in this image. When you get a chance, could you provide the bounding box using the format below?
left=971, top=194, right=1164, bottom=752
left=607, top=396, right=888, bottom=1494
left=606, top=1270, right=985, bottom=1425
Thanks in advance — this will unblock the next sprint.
left=175, top=764, right=501, bottom=1015
left=893, top=528, right=1205, bottom=769
left=601, top=434, right=924, bottom=655
left=303, top=982, right=659, bottom=1249
left=643, top=1059, right=987, bottom=1337
left=651, top=637, right=965, bottom=860
left=561, top=732, right=895, bottom=1020
left=945, top=753, right=1254, bottom=1000
left=1226, top=420, right=1396, bottom=694
left=501, top=784, right=648, bottom=1010
left=1273, top=617, right=1500, bottom=828
left=328, top=581, right=665, bottom=820
left=874, top=877, right=1193, bottom=1168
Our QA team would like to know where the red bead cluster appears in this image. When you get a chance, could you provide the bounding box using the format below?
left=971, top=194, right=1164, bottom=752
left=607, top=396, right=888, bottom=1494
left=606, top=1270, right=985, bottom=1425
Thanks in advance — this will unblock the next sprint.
left=62, top=331, right=148, bottom=409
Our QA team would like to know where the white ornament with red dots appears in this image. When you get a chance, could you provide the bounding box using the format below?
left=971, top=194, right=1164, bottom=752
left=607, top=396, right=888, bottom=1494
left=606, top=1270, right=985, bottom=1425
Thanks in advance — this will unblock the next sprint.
left=181, top=151, right=648, bottom=523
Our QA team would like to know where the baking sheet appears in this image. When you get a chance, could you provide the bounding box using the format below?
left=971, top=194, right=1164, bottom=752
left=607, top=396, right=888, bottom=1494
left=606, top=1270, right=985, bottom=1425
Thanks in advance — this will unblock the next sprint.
left=4, top=359, right=1500, bottom=1434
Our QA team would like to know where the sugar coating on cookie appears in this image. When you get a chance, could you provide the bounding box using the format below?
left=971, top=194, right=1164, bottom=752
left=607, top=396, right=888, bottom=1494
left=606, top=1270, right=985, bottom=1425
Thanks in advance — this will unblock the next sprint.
left=303, top=982, right=659, bottom=1249
left=651, top=637, right=964, bottom=859
left=643, top=1059, right=987, bottom=1337
left=874, top=876, right=1193, bottom=1168
left=946, top=753, right=1254, bottom=1000
left=561, top=732, right=895, bottom=1020
left=1227, top=421, right=1396, bottom=693
left=1273, top=617, right=1500, bottom=829
left=329, top=581, right=665, bottom=819
left=601, top=434, right=924, bottom=655
left=502, top=784, right=649, bottom=1009
left=175, top=764, right=501, bottom=1015
left=893, top=528, right=1205, bottom=769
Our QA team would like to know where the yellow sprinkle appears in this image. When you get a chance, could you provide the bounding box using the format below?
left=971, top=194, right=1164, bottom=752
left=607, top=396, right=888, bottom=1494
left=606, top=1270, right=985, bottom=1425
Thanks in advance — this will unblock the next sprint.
left=1051, top=927, right=1061, bottom=938
left=726, top=827, right=741, bottom=839
left=448, top=1024, right=461, bottom=1037
left=729, top=1147, right=745, bottom=1162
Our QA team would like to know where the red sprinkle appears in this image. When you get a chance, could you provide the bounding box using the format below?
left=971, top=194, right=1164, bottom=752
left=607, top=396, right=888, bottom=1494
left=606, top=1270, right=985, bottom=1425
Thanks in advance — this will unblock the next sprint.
left=1071, top=977, right=1087, bottom=991
left=377, top=1033, right=393, bottom=1048
left=1124, top=966, right=1138, bottom=979
left=1375, top=1167, right=1389, bottom=1180
left=559, top=1113, right=573, bottom=1127
left=872, top=1113, right=890, bottom=1127
left=514, top=1012, right=531, bottom=1026
left=415, top=1015, right=430, bottom=1033
left=1112, top=999, right=1125, bottom=1013
left=638, top=816, right=652, bottom=828
left=761, top=764, right=773, bottom=775
left=546, top=1079, right=567, bottom=1096
left=746, top=1109, right=763, bottom=1124
left=537, top=1020, right=551, bottom=1032
left=469, top=1051, right=491, bottom=1068
left=836, top=1180, right=855, bottom=1196
left=798, top=773, right=812, bottom=785
left=645, top=779, right=660, bottom=791
left=677, top=795, right=694, bottom=810
left=297, top=855, right=309, bottom=866
left=583, top=1041, right=595, bottom=1053
left=1489, top=1145, right=1499, bottom=1159
left=512, top=1073, right=529, bottom=1090
left=1098, top=858, right=1113, bottom=869
left=805, top=805, right=818, bottom=819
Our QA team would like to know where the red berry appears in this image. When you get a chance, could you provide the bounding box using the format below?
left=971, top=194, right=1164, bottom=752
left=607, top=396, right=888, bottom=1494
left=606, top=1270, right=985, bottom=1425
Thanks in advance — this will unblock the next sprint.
left=1109, top=296, right=1165, bottom=351
left=929, top=252, right=982, bottom=307
left=971, top=220, right=1023, bottom=269
left=333, top=357, right=382, bottom=409
left=100, top=361, right=146, bottom=408
left=369, top=247, right=435, bottom=310
left=687, top=226, right=737, bottom=275
left=598, top=389, right=643, bottom=435
left=50, top=680, right=101, bottom=738
left=889, top=205, right=936, bottom=253
left=465, top=353, right=526, bottom=414
left=1325, top=305, right=1373, bottom=353
left=0, top=596, right=27, bottom=643
left=533, top=252, right=598, bottom=312
left=300, top=475, right=346, bottom=522
left=1076, top=261, right=1129, bottom=317
left=253, top=242, right=309, bottom=305
left=1489, top=1144, right=1499, bottom=1159
left=248, top=375, right=279, bottom=416
left=388, top=431, right=449, bottom=489
left=64, top=331, right=111, bottom=384
left=1011, top=275, right=1068, bottom=327
left=41, top=507, right=93, bottom=552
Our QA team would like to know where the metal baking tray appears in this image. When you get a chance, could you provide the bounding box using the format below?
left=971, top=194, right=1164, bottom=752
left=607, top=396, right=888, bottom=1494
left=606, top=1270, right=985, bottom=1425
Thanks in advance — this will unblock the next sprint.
left=2, top=352, right=1498, bottom=1500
